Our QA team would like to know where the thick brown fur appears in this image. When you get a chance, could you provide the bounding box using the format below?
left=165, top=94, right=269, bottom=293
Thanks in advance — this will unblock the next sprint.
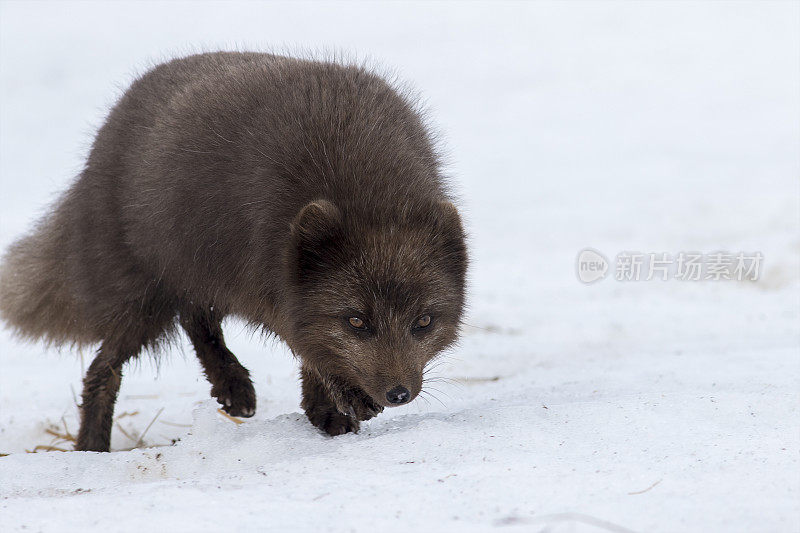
left=0, top=52, right=467, bottom=451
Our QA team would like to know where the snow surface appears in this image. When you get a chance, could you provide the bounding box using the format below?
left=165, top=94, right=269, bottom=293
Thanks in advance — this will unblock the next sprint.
left=1, top=2, right=798, bottom=532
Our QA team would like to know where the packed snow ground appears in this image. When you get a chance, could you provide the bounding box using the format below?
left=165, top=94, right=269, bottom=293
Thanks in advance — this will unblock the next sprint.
left=1, top=2, right=798, bottom=532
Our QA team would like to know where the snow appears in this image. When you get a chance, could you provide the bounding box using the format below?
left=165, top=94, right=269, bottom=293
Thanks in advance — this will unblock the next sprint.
left=1, top=1, right=798, bottom=532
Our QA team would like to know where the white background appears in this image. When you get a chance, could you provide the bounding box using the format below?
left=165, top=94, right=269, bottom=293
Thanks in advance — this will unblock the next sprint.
left=1, top=2, right=798, bottom=532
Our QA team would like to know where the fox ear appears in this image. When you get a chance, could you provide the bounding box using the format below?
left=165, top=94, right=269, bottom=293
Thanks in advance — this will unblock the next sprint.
left=290, top=200, right=343, bottom=282
left=435, top=201, right=468, bottom=282
left=438, top=201, right=463, bottom=230
left=291, top=200, right=342, bottom=244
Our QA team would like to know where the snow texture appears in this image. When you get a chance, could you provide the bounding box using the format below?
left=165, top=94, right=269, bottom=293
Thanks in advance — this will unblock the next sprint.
left=1, top=2, right=798, bottom=532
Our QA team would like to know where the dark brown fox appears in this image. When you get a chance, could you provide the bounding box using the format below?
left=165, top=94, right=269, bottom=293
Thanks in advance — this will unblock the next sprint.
left=0, top=52, right=467, bottom=451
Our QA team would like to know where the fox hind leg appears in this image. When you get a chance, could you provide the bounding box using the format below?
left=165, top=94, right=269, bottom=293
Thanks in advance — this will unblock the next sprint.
left=75, top=297, right=178, bottom=452
left=76, top=337, right=143, bottom=452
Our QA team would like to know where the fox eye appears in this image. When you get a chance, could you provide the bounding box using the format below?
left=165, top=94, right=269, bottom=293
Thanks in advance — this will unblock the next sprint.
left=413, top=315, right=432, bottom=330
left=348, top=317, right=366, bottom=330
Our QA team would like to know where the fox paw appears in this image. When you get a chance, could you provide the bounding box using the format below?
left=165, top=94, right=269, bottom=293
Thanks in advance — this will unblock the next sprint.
left=304, top=388, right=383, bottom=436
left=306, top=406, right=361, bottom=436
left=339, top=388, right=384, bottom=422
left=211, top=365, right=256, bottom=418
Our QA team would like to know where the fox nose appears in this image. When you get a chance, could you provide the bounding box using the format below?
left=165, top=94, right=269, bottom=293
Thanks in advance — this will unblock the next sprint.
left=386, top=385, right=411, bottom=405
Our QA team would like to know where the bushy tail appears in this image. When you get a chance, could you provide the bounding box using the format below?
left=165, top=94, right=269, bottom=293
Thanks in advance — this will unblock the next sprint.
left=0, top=207, right=95, bottom=347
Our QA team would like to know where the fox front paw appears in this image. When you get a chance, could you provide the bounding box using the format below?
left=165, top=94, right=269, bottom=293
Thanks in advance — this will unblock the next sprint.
left=306, top=406, right=361, bottom=436
left=304, top=388, right=383, bottom=436
left=211, top=365, right=256, bottom=418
